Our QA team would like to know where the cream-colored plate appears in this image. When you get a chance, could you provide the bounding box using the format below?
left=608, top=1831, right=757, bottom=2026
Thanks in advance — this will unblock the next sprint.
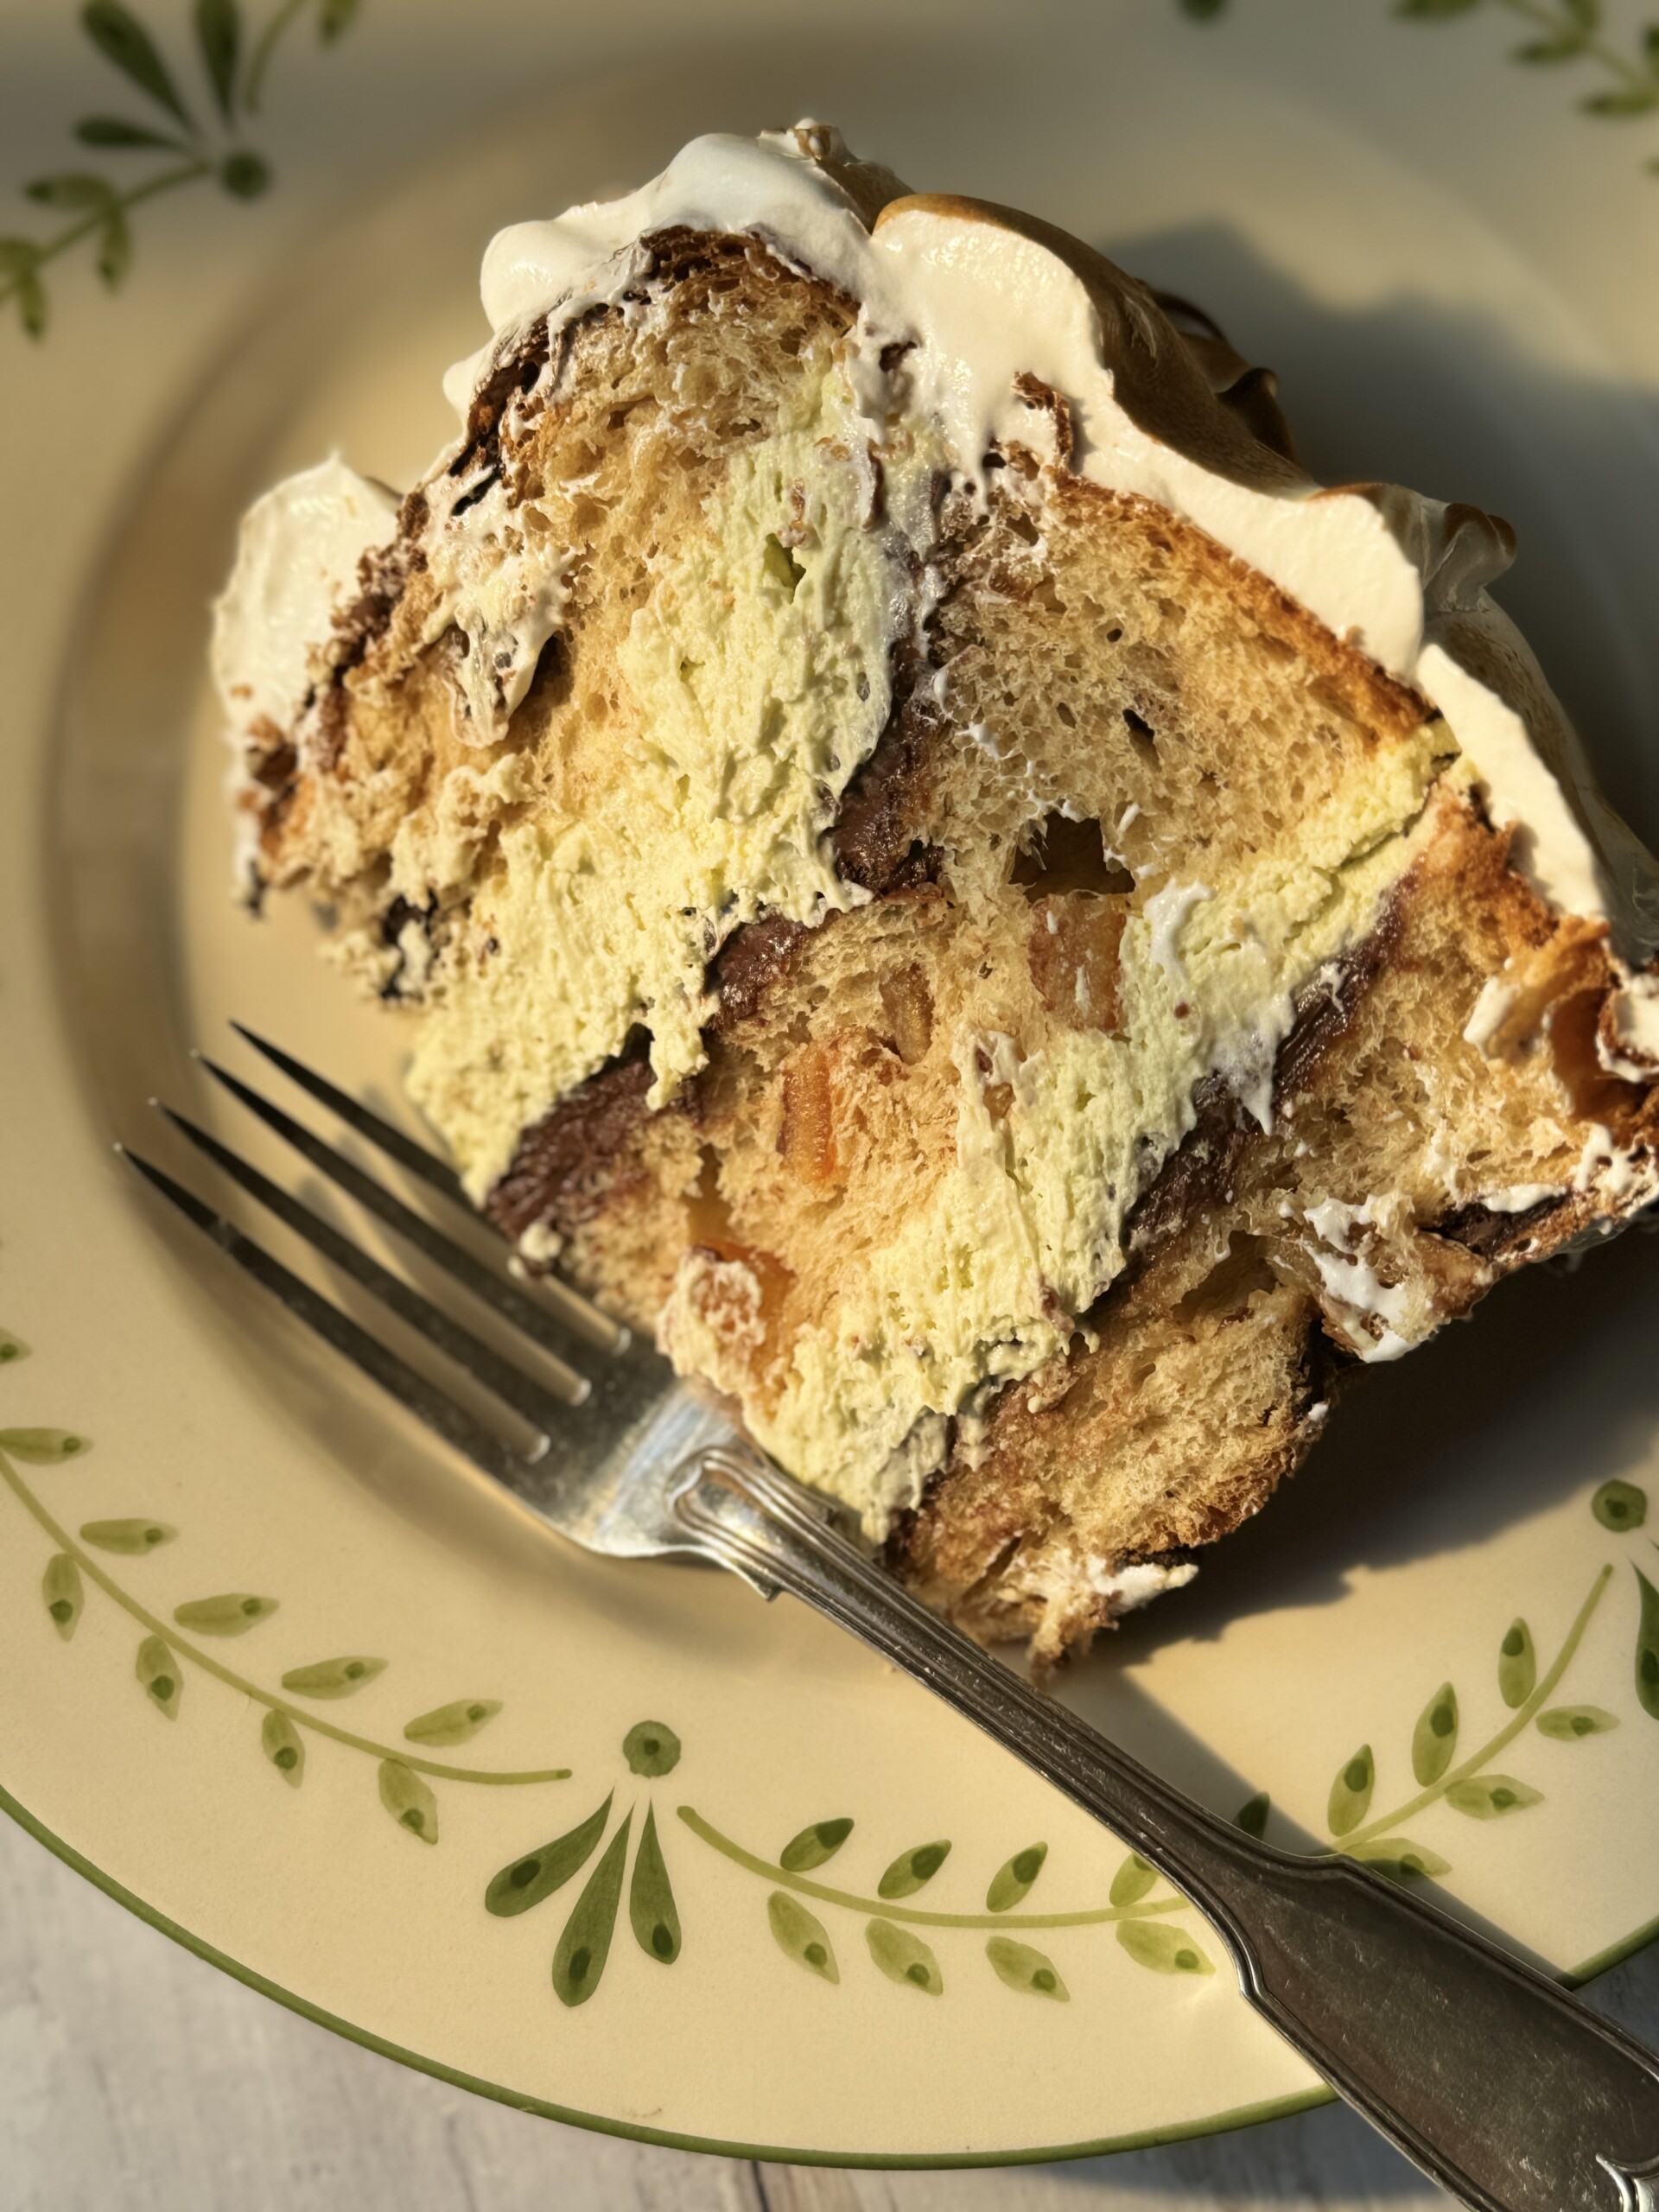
left=7, top=13, right=1659, bottom=2167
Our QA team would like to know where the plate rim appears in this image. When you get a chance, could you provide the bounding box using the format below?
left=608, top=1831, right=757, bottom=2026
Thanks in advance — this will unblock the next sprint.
left=10, top=1775, right=1659, bottom=2167
left=0, top=1773, right=1332, bottom=2165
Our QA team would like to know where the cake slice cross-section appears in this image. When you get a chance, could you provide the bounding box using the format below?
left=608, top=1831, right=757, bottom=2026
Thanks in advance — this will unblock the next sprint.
left=213, top=123, right=1659, bottom=1668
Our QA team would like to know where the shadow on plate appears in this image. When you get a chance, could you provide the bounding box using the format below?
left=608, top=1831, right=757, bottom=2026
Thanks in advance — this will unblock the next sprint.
left=1098, top=222, right=1659, bottom=841
left=1107, top=1221, right=1659, bottom=1664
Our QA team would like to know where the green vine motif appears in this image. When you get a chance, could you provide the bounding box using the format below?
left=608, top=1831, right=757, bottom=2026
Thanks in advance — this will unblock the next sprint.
left=677, top=1806, right=1216, bottom=1999
left=1, top=1354, right=570, bottom=1844
left=484, top=1720, right=685, bottom=2008
left=1, top=0, right=361, bottom=339
left=1180, top=0, right=1659, bottom=175
left=1233, top=1485, right=1655, bottom=1873
left=508, top=1483, right=1655, bottom=2016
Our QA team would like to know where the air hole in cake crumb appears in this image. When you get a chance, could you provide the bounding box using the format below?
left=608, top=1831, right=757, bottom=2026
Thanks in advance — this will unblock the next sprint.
left=763, top=533, right=805, bottom=595
left=1123, top=707, right=1158, bottom=764
left=1173, top=1236, right=1276, bottom=1325
left=1012, top=815, right=1133, bottom=899
left=527, top=632, right=570, bottom=706
left=1055, top=701, right=1077, bottom=731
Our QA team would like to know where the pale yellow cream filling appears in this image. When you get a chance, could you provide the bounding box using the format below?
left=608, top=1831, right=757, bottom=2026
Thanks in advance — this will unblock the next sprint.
left=665, top=730, right=1452, bottom=1534
left=405, top=362, right=910, bottom=1196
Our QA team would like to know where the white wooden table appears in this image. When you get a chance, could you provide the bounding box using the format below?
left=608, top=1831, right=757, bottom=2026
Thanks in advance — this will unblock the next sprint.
left=7, top=1811, right=1659, bottom=2212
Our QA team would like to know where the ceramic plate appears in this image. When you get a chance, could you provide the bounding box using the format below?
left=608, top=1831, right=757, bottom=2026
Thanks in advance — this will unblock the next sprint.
left=7, top=8, right=1659, bottom=2168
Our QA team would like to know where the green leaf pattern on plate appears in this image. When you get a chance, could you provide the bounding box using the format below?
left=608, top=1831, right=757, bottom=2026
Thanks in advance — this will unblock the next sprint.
left=83, top=1, right=196, bottom=128
left=866, top=1918, right=944, bottom=1994
left=1635, top=1567, right=1659, bottom=1720
left=0, top=0, right=362, bottom=340
left=1116, top=1920, right=1214, bottom=1976
left=281, top=1656, right=386, bottom=1699
left=767, top=1891, right=838, bottom=1982
left=628, top=1805, right=681, bottom=1964
left=262, top=1708, right=304, bottom=1787
left=877, top=1840, right=951, bottom=1899
left=552, top=1815, right=631, bottom=2008
left=194, top=0, right=240, bottom=123
left=4, top=1301, right=1654, bottom=2026
left=41, top=1551, right=83, bottom=1639
left=136, top=1632, right=179, bottom=1718
left=1185, top=0, right=1659, bottom=177
left=985, top=1936, right=1068, bottom=1999
left=1109, top=1850, right=1157, bottom=1905
left=79, top=1517, right=176, bottom=1554
left=1412, top=1683, right=1459, bottom=1784
left=1343, top=1836, right=1451, bottom=1883
left=378, top=1758, right=438, bottom=1844
left=1498, top=1618, right=1536, bottom=1708
left=173, top=1592, right=278, bottom=1637
left=1234, top=1791, right=1270, bottom=1839
left=1536, top=1705, right=1619, bottom=1739
left=485, top=1796, right=612, bottom=1918
left=779, top=1817, right=853, bottom=1872
left=1328, top=1745, right=1375, bottom=1836
left=0, top=1427, right=89, bottom=1463
left=986, top=1842, right=1048, bottom=1911
left=1445, top=1774, right=1544, bottom=1820
left=2, top=1374, right=573, bottom=1880
left=404, top=1698, right=501, bottom=1746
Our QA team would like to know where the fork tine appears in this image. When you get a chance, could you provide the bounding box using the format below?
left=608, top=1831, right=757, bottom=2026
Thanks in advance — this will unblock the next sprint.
left=155, top=1102, right=586, bottom=1422
left=229, top=1021, right=469, bottom=1204
left=118, top=1146, right=535, bottom=1488
left=228, top=1023, right=625, bottom=1351
left=196, top=1055, right=627, bottom=1360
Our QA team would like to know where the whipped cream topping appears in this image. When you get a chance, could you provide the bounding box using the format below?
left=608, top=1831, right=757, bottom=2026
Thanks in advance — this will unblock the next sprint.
left=213, top=455, right=398, bottom=743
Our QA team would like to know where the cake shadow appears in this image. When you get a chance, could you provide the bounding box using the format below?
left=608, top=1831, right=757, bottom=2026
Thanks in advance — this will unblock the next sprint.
left=1096, top=219, right=1659, bottom=849
left=1105, top=1219, right=1659, bottom=1661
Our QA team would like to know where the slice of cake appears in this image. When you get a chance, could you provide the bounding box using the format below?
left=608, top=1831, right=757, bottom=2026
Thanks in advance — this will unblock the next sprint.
left=213, top=124, right=1659, bottom=1668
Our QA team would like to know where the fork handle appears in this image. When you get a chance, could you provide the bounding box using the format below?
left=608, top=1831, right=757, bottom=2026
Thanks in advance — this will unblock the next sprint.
left=672, top=1445, right=1659, bottom=2212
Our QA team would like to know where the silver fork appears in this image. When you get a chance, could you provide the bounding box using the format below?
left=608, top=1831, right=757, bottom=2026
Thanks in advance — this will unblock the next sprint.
left=122, top=1025, right=1659, bottom=2212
